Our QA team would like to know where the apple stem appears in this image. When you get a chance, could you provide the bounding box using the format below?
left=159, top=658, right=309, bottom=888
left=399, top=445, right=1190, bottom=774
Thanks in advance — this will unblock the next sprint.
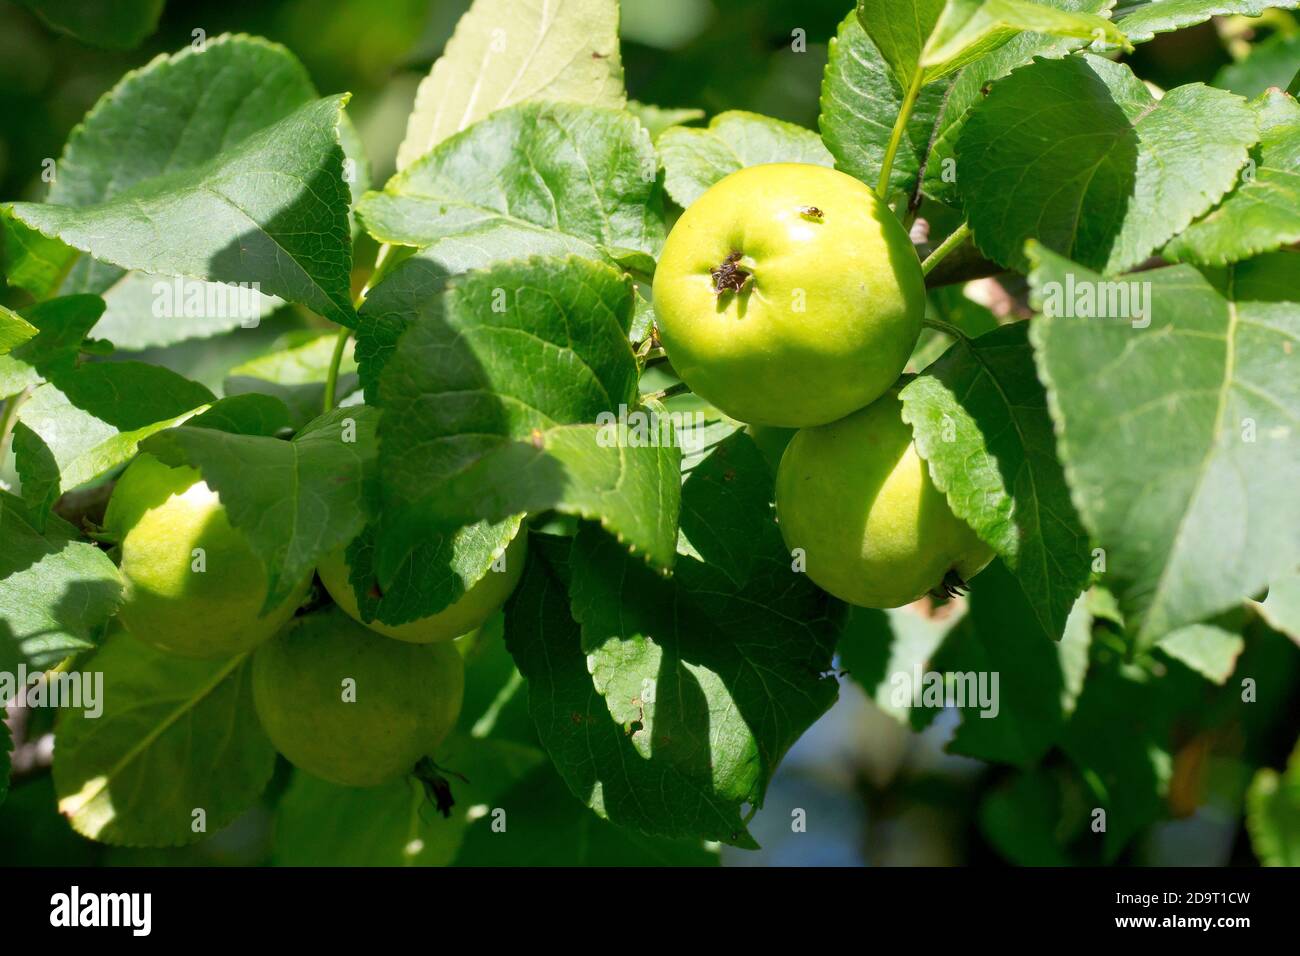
left=876, top=70, right=925, bottom=201
left=922, top=317, right=969, bottom=341
left=920, top=221, right=971, bottom=277
left=643, top=382, right=691, bottom=403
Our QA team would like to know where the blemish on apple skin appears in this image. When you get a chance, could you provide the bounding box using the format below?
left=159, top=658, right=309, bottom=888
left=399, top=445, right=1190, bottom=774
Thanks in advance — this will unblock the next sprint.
left=711, top=251, right=751, bottom=295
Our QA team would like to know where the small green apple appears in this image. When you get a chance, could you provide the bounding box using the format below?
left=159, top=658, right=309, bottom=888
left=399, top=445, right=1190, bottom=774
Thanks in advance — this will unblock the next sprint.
left=104, top=453, right=308, bottom=658
left=252, top=606, right=464, bottom=787
left=317, top=527, right=527, bottom=643
left=775, top=386, right=994, bottom=607
left=652, top=162, right=925, bottom=427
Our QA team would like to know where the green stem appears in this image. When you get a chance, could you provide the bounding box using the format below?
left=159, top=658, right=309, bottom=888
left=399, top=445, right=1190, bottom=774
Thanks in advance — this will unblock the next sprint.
left=876, top=70, right=925, bottom=201
left=922, top=318, right=968, bottom=341
left=643, top=381, right=691, bottom=403
left=322, top=326, right=351, bottom=413
left=920, top=222, right=971, bottom=277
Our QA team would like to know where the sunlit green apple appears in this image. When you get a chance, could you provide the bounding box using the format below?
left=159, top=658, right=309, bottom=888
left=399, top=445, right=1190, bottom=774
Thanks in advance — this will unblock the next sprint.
left=317, top=527, right=527, bottom=643
left=252, top=606, right=464, bottom=787
left=104, top=453, right=308, bottom=658
left=775, top=385, right=994, bottom=607
left=652, top=162, right=924, bottom=427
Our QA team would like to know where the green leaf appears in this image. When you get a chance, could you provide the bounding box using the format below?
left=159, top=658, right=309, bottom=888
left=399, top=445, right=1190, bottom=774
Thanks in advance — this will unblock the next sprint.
left=979, top=769, right=1076, bottom=864
left=856, top=0, right=948, bottom=89
left=142, top=406, right=379, bottom=613
left=1165, top=90, right=1300, bottom=266
left=920, top=0, right=1120, bottom=204
left=1247, top=738, right=1300, bottom=866
left=922, top=0, right=1130, bottom=81
left=184, top=392, right=292, bottom=437
left=0, top=305, right=38, bottom=355
left=6, top=36, right=356, bottom=327
left=858, top=0, right=1128, bottom=89
left=353, top=254, right=454, bottom=399
left=341, top=517, right=521, bottom=629
left=2, top=210, right=77, bottom=300
left=360, top=103, right=663, bottom=271
left=0, top=718, right=9, bottom=807
left=507, top=435, right=840, bottom=847
left=375, top=256, right=648, bottom=578
left=1060, top=658, right=1176, bottom=860
left=1029, top=246, right=1300, bottom=646
left=0, top=295, right=105, bottom=400
left=628, top=101, right=705, bottom=141
left=273, top=734, right=545, bottom=866
left=959, top=54, right=1258, bottom=273
left=52, top=630, right=275, bottom=846
left=0, top=491, right=121, bottom=671
left=1215, top=31, right=1300, bottom=98
left=412, top=422, right=682, bottom=571
left=14, top=363, right=215, bottom=520
left=15, top=0, right=163, bottom=49
left=1157, top=618, right=1245, bottom=684
left=454, top=762, right=718, bottom=865
left=820, top=14, right=953, bottom=199
left=837, top=603, right=967, bottom=728
left=900, top=320, right=1091, bottom=639
left=657, top=111, right=834, bottom=209
left=932, top=561, right=1092, bottom=765
left=396, top=0, right=625, bottom=170
left=1116, top=0, right=1289, bottom=43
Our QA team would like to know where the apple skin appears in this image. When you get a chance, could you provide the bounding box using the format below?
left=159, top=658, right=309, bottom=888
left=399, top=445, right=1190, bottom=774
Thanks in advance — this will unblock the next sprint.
left=775, top=387, right=994, bottom=608
left=317, top=528, right=527, bottom=643
left=104, top=454, right=309, bottom=659
left=652, top=162, right=924, bottom=428
left=252, top=607, right=464, bottom=787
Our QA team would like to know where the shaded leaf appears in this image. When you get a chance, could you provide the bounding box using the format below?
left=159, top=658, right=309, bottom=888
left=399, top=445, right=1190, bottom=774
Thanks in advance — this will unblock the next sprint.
left=52, top=630, right=274, bottom=846
left=0, top=491, right=121, bottom=671
left=15, top=0, right=163, bottom=49
left=1116, top=0, right=1288, bottom=43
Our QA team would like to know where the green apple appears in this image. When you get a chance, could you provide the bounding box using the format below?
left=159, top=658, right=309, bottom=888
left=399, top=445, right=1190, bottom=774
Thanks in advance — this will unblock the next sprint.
left=252, top=607, right=464, bottom=787
left=775, top=386, right=994, bottom=607
left=652, top=162, right=925, bottom=428
left=317, top=527, right=527, bottom=643
left=104, top=453, right=308, bottom=658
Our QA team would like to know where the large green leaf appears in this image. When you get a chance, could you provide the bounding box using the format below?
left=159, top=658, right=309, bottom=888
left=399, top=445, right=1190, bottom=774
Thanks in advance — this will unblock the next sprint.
left=6, top=36, right=355, bottom=327
left=1116, top=0, right=1290, bottom=43
left=959, top=54, right=1258, bottom=273
left=820, top=14, right=953, bottom=200
left=361, top=103, right=663, bottom=271
left=375, top=256, right=677, bottom=577
left=900, top=320, right=1091, bottom=639
left=1165, top=90, right=1300, bottom=266
left=1029, top=246, right=1300, bottom=645
left=856, top=0, right=948, bottom=88
left=657, top=111, right=834, bottom=209
left=142, top=406, right=379, bottom=613
left=396, top=0, right=625, bottom=170
left=52, top=630, right=275, bottom=846
left=0, top=492, right=122, bottom=672
left=506, top=435, right=840, bottom=847
left=224, top=331, right=359, bottom=430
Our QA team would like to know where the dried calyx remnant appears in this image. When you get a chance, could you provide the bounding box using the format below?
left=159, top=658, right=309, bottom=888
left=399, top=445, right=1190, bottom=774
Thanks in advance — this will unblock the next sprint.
left=930, top=569, right=971, bottom=600
left=711, top=251, right=750, bottom=295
